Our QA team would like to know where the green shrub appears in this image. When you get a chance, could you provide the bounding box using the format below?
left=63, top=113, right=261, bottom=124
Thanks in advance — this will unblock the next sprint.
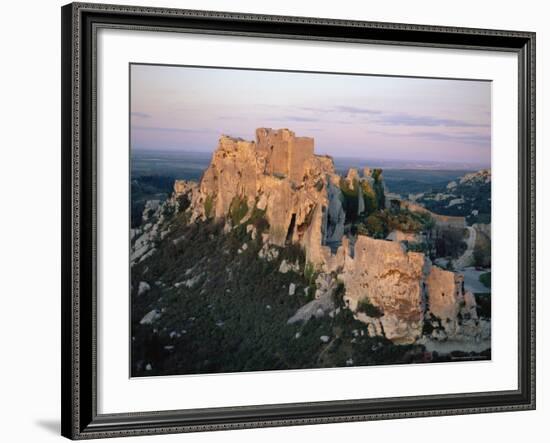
left=248, top=205, right=269, bottom=233
left=204, top=195, right=214, bottom=218
left=353, top=207, right=434, bottom=240
left=361, top=181, right=378, bottom=216
left=373, top=181, right=385, bottom=210
left=229, top=196, right=248, bottom=225
left=355, top=223, right=369, bottom=236
left=364, top=214, right=386, bottom=238
left=339, top=177, right=360, bottom=223
left=304, top=261, right=318, bottom=286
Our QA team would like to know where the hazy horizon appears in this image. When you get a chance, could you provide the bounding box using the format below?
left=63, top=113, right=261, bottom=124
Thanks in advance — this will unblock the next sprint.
left=131, top=147, right=489, bottom=170
left=130, top=64, right=491, bottom=167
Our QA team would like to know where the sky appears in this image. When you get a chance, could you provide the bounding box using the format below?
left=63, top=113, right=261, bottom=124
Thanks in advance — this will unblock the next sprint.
left=130, top=64, right=491, bottom=167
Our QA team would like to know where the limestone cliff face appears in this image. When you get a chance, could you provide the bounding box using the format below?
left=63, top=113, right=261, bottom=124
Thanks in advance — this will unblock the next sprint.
left=173, top=180, right=198, bottom=202
left=425, top=266, right=481, bottom=338
left=336, top=236, right=427, bottom=343
left=175, top=127, right=479, bottom=346
left=425, top=267, right=463, bottom=332
left=332, top=235, right=472, bottom=343
left=255, top=128, right=314, bottom=183
left=193, top=128, right=343, bottom=262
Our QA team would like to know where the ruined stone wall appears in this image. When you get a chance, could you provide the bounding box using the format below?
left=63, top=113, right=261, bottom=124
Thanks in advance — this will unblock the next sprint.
left=425, top=266, right=462, bottom=323
left=255, top=128, right=314, bottom=183
left=331, top=234, right=472, bottom=343
left=337, top=235, right=427, bottom=343
left=289, top=136, right=314, bottom=183
left=196, top=129, right=338, bottom=259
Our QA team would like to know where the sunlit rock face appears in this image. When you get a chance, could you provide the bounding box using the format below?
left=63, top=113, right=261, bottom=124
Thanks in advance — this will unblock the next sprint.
left=425, top=267, right=481, bottom=339
left=329, top=234, right=476, bottom=344
left=192, top=128, right=343, bottom=258
left=176, top=127, right=479, bottom=346
left=386, top=230, right=422, bottom=243
left=337, top=235, right=427, bottom=343
left=425, top=266, right=462, bottom=325
left=344, top=168, right=360, bottom=188
left=173, top=179, right=197, bottom=197
left=255, top=128, right=314, bottom=184
left=198, top=136, right=259, bottom=219
left=459, top=169, right=491, bottom=185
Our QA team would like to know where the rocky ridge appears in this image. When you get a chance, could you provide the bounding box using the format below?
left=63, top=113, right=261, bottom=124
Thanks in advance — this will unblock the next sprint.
left=132, top=128, right=489, bottom=348
left=416, top=168, right=491, bottom=225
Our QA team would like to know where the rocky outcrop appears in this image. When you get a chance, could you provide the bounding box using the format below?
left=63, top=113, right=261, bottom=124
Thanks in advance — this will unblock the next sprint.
left=415, top=168, right=491, bottom=225
left=323, top=234, right=477, bottom=344
left=345, top=168, right=360, bottom=188
left=453, top=226, right=476, bottom=270
left=255, top=127, right=314, bottom=183
left=171, top=128, right=480, bottom=347
left=324, top=180, right=346, bottom=246
left=191, top=128, right=343, bottom=265
left=425, top=266, right=462, bottom=323
left=425, top=266, right=481, bottom=340
left=460, top=169, right=491, bottom=185
left=336, top=236, right=427, bottom=343
left=287, top=274, right=337, bottom=324
left=173, top=180, right=197, bottom=197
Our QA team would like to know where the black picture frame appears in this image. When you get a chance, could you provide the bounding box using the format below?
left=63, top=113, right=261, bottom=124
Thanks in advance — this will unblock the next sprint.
left=61, top=2, right=536, bottom=439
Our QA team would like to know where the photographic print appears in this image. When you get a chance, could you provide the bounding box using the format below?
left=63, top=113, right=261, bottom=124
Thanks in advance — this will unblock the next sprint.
left=130, top=64, right=492, bottom=377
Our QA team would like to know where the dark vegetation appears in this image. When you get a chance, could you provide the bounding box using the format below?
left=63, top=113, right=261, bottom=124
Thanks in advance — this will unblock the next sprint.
left=130, top=154, right=491, bottom=376
left=417, top=175, right=491, bottom=224
left=356, top=208, right=434, bottom=240
left=204, top=195, right=214, bottom=219
left=339, top=170, right=384, bottom=224
left=131, top=212, right=423, bottom=376
left=229, top=196, right=249, bottom=225
left=356, top=298, right=383, bottom=318
left=339, top=171, right=434, bottom=243
left=422, top=313, right=444, bottom=337
left=434, top=227, right=468, bottom=259
left=474, top=293, right=491, bottom=320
